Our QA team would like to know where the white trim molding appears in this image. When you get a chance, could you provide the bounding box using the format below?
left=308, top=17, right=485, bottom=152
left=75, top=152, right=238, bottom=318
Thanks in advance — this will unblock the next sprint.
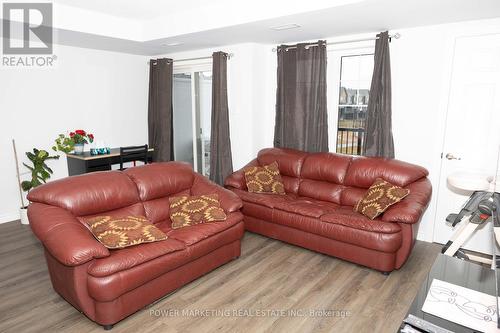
left=0, top=211, right=20, bottom=224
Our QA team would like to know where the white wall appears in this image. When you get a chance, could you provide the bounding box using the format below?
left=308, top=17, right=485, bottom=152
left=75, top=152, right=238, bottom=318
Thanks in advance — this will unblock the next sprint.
left=0, top=44, right=148, bottom=223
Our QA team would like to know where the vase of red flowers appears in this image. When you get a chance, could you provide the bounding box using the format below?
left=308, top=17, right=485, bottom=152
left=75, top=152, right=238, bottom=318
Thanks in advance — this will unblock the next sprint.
left=53, top=129, right=94, bottom=155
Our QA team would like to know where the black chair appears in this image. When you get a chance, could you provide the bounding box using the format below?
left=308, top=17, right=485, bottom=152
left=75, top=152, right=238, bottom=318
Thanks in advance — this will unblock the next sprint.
left=119, top=144, right=148, bottom=170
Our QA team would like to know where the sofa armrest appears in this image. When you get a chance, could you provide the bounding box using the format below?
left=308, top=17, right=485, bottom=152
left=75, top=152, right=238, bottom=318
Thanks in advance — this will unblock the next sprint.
left=224, top=159, right=259, bottom=190
left=381, top=178, right=432, bottom=224
left=191, top=175, right=243, bottom=213
left=28, top=203, right=110, bottom=266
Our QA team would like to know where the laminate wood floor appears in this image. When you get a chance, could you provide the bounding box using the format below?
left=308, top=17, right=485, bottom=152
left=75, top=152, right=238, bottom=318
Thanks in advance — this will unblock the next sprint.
left=0, top=220, right=440, bottom=333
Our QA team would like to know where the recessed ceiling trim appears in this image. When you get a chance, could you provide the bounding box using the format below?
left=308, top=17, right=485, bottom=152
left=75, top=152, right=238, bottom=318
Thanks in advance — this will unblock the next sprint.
left=162, top=42, right=183, bottom=46
left=270, top=23, right=301, bottom=31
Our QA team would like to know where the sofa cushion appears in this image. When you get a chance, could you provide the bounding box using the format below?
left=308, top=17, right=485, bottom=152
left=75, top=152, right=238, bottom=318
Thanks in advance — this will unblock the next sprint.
left=339, top=187, right=366, bottom=207
left=244, top=162, right=285, bottom=194
left=272, top=209, right=402, bottom=252
left=231, top=189, right=295, bottom=209
left=321, top=207, right=402, bottom=234
left=142, top=189, right=191, bottom=224
left=169, top=194, right=227, bottom=229
left=344, top=157, right=428, bottom=188
left=301, top=152, right=351, bottom=184
left=298, top=179, right=345, bottom=204
left=83, top=215, right=168, bottom=249
left=257, top=148, right=307, bottom=178
left=354, top=178, right=410, bottom=219
left=273, top=197, right=340, bottom=218
left=87, top=222, right=243, bottom=302
left=27, top=171, right=140, bottom=216
left=124, top=162, right=194, bottom=201
left=166, top=212, right=244, bottom=246
left=87, top=237, right=186, bottom=277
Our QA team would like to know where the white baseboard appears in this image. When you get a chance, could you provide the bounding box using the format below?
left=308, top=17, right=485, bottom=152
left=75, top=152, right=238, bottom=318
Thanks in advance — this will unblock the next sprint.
left=0, top=211, right=20, bottom=224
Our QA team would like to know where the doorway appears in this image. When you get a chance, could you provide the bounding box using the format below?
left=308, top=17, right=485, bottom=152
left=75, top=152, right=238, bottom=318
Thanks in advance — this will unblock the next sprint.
left=173, top=65, right=212, bottom=177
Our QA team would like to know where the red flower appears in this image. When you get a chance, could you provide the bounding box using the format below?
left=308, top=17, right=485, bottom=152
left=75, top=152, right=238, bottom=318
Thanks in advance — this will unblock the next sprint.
left=88, top=134, right=94, bottom=141
left=69, top=132, right=75, bottom=137
left=75, top=130, right=86, bottom=136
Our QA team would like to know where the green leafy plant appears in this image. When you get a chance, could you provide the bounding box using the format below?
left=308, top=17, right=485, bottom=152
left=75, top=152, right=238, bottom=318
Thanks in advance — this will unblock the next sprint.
left=52, top=134, right=75, bottom=153
left=52, top=129, right=94, bottom=153
left=21, top=148, right=60, bottom=192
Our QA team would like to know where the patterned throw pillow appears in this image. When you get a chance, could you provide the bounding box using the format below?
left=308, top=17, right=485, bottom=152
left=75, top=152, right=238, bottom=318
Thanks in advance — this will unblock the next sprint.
left=84, top=216, right=167, bottom=249
left=169, top=194, right=227, bottom=229
left=354, top=178, right=410, bottom=220
left=244, top=161, right=285, bottom=195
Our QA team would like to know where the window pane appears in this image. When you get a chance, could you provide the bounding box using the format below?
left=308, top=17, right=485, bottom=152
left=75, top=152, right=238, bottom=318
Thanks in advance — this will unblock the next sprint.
left=340, top=56, right=360, bottom=81
left=336, top=54, right=373, bottom=155
left=195, top=71, right=212, bottom=177
left=359, top=54, right=374, bottom=81
left=173, top=73, right=194, bottom=165
left=173, top=70, right=212, bottom=177
left=338, top=83, right=358, bottom=105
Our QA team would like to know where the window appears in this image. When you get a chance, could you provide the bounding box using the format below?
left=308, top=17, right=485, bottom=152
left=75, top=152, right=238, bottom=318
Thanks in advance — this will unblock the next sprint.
left=173, top=65, right=212, bottom=177
left=328, top=50, right=374, bottom=155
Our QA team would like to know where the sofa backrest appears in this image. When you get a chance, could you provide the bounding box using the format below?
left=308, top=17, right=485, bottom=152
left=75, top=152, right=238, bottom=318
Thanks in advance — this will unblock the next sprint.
left=255, top=148, right=429, bottom=206
left=257, top=148, right=308, bottom=194
left=28, top=171, right=143, bottom=217
left=124, top=162, right=194, bottom=224
left=27, top=162, right=196, bottom=224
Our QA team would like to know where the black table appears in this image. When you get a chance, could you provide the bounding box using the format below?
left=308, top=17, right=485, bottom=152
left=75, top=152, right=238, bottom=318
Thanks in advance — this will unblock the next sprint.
left=401, top=254, right=498, bottom=332
left=66, top=148, right=154, bottom=176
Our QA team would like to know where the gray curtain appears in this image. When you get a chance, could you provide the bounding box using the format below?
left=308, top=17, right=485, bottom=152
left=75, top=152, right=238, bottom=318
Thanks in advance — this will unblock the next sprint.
left=209, top=52, right=233, bottom=185
left=274, top=40, right=328, bottom=152
left=363, top=31, right=394, bottom=158
left=148, top=58, right=174, bottom=162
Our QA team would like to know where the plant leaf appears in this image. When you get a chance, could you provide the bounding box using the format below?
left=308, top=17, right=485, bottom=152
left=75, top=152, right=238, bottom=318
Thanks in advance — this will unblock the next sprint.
left=21, top=181, right=32, bottom=192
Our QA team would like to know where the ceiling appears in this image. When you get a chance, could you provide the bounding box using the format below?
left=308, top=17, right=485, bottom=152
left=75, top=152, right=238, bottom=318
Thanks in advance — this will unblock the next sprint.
left=4, top=0, right=500, bottom=55
left=52, top=0, right=210, bottom=20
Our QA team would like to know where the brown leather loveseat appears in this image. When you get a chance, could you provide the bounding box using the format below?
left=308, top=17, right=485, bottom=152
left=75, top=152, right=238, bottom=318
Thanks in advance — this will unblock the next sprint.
left=27, top=162, right=244, bottom=329
left=225, top=148, right=432, bottom=273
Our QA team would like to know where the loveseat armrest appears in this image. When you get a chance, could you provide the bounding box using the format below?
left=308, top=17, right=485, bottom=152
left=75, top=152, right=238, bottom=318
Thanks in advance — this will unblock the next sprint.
left=191, top=175, right=243, bottom=213
left=224, top=159, right=259, bottom=190
left=381, top=178, right=432, bottom=224
left=28, top=203, right=110, bottom=266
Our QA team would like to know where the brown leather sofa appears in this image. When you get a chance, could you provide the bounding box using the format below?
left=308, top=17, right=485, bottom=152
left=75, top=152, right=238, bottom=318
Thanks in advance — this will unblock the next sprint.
left=27, top=162, right=244, bottom=330
left=225, top=148, right=432, bottom=273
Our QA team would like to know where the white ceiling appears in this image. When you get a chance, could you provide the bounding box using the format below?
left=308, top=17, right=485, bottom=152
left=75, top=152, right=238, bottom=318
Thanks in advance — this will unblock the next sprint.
left=52, top=0, right=209, bottom=20
left=4, top=0, right=500, bottom=55
left=51, top=0, right=359, bottom=21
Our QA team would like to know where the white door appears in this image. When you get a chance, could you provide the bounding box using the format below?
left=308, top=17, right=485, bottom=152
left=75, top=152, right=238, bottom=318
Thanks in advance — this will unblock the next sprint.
left=433, top=34, right=500, bottom=254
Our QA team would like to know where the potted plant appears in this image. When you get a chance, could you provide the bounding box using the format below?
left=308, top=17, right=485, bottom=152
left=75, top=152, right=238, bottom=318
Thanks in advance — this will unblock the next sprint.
left=15, top=147, right=59, bottom=225
left=53, top=129, right=94, bottom=154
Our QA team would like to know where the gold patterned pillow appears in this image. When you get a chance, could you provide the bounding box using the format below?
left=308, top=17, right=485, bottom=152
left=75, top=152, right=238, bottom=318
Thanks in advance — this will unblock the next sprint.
left=354, top=178, right=410, bottom=219
left=84, top=216, right=167, bottom=249
left=169, top=194, right=227, bottom=229
left=244, top=161, right=285, bottom=194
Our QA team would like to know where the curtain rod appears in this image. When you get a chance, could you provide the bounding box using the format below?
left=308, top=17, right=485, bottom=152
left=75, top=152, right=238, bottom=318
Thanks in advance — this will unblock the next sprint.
left=272, top=33, right=401, bottom=52
left=148, top=53, right=234, bottom=65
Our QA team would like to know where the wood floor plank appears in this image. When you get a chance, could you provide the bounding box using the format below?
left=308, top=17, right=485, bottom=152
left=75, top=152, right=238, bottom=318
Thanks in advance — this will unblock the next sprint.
left=0, top=220, right=441, bottom=333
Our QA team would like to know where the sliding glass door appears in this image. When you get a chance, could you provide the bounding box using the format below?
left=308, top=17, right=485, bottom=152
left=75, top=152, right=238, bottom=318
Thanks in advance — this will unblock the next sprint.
left=173, top=65, right=212, bottom=177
